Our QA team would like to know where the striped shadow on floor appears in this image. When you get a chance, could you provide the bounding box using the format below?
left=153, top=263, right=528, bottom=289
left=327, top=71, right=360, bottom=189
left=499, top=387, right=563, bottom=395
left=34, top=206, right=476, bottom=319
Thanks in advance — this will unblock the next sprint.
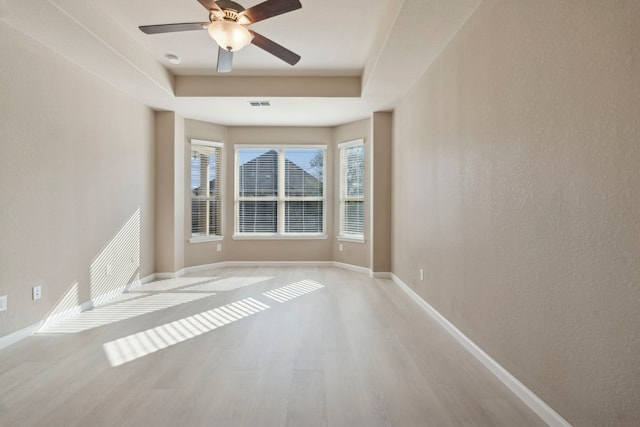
left=262, top=279, right=324, bottom=303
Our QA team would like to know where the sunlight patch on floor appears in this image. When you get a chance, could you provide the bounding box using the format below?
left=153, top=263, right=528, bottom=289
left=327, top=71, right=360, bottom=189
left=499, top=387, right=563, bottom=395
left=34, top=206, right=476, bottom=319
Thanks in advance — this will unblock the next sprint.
left=262, top=279, right=324, bottom=303
left=183, top=276, right=274, bottom=292
left=128, top=277, right=219, bottom=292
left=103, top=297, right=270, bottom=367
left=37, top=292, right=215, bottom=334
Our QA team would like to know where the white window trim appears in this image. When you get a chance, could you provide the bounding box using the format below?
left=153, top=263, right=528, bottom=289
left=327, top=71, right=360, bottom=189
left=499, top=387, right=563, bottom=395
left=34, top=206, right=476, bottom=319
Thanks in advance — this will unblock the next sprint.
left=338, top=139, right=365, bottom=241
left=192, top=139, right=223, bottom=149
left=337, top=139, right=363, bottom=150
left=233, top=234, right=328, bottom=241
left=234, top=145, right=328, bottom=239
left=189, top=235, right=224, bottom=244
left=190, top=139, right=224, bottom=241
left=337, top=235, right=366, bottom=244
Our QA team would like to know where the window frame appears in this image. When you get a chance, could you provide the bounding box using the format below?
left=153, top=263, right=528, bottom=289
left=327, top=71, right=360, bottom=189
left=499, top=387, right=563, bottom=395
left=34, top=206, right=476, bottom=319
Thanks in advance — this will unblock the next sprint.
left=234, top=144, right=327, bottom=240
left=338, top=139, right=365, bottom=243
left=189, top=139, right=224, bottom=244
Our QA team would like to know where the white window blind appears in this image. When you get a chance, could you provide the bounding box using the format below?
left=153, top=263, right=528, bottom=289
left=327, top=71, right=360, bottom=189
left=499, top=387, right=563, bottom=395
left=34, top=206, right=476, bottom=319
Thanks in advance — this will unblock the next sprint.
left=339, top=140, right=364, bottom=239
left=235, top=146, right=326, bottom=237
left=191, top=140, right=222, bottom=239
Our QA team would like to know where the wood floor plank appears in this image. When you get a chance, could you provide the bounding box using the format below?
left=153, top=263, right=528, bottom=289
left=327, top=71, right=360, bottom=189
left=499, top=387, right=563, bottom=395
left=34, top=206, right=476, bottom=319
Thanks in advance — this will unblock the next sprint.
left=0, top=267, right=547, bottom=426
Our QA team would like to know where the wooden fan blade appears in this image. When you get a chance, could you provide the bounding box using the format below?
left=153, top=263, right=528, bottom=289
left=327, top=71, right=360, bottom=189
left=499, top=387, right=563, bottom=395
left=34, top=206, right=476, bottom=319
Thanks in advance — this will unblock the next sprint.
left=241, top=0, right=301, bottom=24
left=197, top=0, right=223, bottom=13
left=139, top=22, right=208, bottom=34
left=250, top=31, right=300, bottom=66
left=217, top=48, right=233, bottom=73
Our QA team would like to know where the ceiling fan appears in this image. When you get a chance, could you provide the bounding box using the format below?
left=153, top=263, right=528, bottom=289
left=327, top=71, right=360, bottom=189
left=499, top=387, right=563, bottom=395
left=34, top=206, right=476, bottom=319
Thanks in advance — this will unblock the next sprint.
left=139, top=0, right=302, bottom=73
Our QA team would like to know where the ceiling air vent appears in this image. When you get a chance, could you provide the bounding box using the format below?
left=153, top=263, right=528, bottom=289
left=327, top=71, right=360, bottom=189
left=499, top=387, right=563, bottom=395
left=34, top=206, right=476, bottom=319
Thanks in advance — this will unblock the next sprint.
left=249, top=101, right=271, bottom=107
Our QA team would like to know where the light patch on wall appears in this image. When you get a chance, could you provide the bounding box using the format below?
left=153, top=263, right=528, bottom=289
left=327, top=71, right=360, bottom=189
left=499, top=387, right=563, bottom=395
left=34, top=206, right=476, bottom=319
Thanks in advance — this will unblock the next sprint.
left=103, top=297, right=270, bottom=367
left=262, top=279, right=324, bottom=303
left=37, top=281, right=81, bottom=332
left=89, top=208, right=141, bottom=306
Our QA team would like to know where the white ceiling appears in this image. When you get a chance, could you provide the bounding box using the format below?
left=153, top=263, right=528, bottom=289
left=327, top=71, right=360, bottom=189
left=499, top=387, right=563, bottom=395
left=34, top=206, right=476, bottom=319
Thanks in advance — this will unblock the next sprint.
left=1, top=0, right=482, bottom=127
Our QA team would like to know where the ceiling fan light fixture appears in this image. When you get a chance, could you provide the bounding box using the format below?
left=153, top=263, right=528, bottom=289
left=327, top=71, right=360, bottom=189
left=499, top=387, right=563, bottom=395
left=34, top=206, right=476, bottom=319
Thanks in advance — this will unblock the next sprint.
left=207, top=20, right=252, bottom=52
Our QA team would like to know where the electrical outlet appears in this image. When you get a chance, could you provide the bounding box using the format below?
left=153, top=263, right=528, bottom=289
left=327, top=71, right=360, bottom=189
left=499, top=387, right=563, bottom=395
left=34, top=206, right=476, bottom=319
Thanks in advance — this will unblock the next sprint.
left=32, top=285, right=42, bottom=300
left=0, top=295, right=7, bottom=311
left=339, top=244, right=344, bottom=252
left=420, top=269, right=424, bottom=281
left=217, top=244, right=222, bottom=252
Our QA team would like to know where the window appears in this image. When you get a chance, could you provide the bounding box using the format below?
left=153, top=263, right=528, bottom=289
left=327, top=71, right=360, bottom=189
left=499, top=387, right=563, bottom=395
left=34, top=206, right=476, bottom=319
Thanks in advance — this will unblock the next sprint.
left=339, top=140, right=365, bottom=241
left=190, top=140, right=222, bottom=241
left=235, top=145, right=326, bottom=238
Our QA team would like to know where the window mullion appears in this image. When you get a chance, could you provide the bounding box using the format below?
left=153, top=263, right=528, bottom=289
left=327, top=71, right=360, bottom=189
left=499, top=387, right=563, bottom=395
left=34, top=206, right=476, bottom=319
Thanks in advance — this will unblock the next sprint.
left=277, top=149, right=286, bottom=235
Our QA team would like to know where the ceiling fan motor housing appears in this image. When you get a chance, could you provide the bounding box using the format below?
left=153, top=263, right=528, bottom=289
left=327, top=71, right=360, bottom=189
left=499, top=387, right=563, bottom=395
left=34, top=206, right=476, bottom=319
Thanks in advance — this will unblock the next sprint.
left=213, top=1, right=246, bottom=16
left=210, top=1, right=252, bottom=27
left=140, top=0, right=302, bottom=71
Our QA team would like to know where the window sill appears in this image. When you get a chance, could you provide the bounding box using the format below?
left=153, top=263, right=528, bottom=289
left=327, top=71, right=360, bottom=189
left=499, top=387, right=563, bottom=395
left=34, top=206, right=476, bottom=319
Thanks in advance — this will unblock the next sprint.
left=337, top=236, right=366, bottom=244
left=233, top=234, right=328, bottom=241
left=189, top=235, right=224, bottom=244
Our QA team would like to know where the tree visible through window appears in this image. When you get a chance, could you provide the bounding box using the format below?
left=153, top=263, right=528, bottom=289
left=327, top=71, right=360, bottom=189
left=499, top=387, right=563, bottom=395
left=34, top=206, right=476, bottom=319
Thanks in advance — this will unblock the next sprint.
left=235, top=146, right=326, bottom=236
left=191, top=140, right=222, bottom=239
left=339, top=140, right=364, bottom=239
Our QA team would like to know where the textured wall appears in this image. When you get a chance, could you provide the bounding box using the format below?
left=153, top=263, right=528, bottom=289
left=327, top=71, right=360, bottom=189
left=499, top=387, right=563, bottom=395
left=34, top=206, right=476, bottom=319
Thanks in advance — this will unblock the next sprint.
left=371, top=112, right=392, bottom=274
left=392, top=1, right=640, bottom=425
left=0, top=22, right=155, bottom=337
left=154, top=112, right=185, bottom=274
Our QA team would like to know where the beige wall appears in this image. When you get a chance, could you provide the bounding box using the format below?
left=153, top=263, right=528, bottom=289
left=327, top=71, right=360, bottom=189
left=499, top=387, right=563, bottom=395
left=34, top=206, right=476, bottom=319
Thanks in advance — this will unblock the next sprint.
left=154, top=112, right=186, bottom=274
left=0, top=22, right=155, bottom=337
left=370, top=112, right=392, bottom=274
left=392, top=1, right=640, bottom=425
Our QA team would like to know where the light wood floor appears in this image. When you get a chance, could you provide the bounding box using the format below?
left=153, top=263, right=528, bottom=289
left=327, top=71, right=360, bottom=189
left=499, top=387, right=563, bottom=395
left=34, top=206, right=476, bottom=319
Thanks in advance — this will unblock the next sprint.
left=0, top=267, right=546, bottom=426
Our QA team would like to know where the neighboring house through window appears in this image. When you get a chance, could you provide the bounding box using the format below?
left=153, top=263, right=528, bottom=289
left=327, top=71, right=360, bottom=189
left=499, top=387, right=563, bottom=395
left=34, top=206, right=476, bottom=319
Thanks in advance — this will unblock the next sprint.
left=235, top=145, right=326, bottom=238
left=190, top=140, right=222, bottom=242
left=339, top=139, right=365, bottom=241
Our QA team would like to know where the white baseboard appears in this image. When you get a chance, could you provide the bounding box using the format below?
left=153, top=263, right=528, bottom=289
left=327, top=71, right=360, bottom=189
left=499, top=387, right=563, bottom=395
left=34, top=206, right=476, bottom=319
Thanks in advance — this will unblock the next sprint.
left=390, top=274, right=572, bottom=427
left=0, top=298, right=94, bottom=350
left=91, top=284, right=127, bottom=307
left=0, top=323, right=41, bottom=350
left=370, top=271, right=391, bottom=279
left=224, top=260, right=336, bottom=268
left=0, top=274, right=155, bottom=350
left=333, top=261, right=371, bottom=275
left=175, top=261, right=368, bottom=276
left=126, top=273, right=156, bottom=290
